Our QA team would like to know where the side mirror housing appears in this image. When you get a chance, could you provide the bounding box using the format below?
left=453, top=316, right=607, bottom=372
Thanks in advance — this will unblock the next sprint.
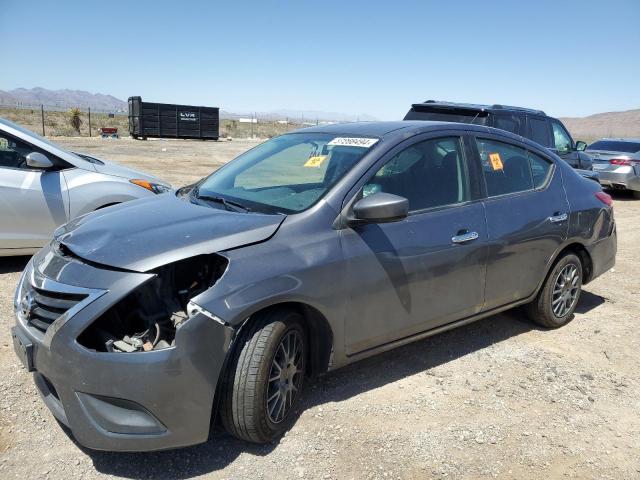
left=351, top=192, right=409, bottom=224
left=575, top=141, right=588, bottom=152
left=26, top=152, right=54, bottom=169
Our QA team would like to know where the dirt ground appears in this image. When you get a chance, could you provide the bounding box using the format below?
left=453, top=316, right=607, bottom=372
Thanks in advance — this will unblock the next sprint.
left=0, top=137, right=638, bottom=480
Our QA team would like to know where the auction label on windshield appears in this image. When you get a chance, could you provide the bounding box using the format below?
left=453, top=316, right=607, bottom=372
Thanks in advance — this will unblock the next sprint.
left=304, top=155, right=327, bottom=167
left=328, top=137, right=379, bottom=148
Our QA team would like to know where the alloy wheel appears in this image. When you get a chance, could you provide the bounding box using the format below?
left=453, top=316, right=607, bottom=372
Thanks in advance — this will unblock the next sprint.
left=266, top=329, right=304, bottom=423
left=552, top=263, right=580, bottom=318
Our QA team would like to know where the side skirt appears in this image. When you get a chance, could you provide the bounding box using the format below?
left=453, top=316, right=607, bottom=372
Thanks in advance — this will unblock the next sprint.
left=339, top=295, right=536, bottom=367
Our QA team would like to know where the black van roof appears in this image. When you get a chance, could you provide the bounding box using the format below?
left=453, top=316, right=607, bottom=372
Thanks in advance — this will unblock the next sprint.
left=411, top=100, right=546, bottom=116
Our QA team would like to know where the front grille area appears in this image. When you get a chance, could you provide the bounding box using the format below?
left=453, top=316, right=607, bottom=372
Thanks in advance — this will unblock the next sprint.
left=24, top=285, right=88, bottom=333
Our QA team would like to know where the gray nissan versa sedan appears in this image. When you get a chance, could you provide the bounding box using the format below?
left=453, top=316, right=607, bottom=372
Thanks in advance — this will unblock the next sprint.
left=12, top=121, right=616, bottom=451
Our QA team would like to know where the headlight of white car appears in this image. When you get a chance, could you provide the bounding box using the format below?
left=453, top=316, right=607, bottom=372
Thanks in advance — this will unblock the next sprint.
left=130, top=179, right=173, bottom=194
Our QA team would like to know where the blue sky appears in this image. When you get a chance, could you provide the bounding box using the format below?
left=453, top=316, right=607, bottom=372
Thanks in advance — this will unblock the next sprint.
left=1, top=0, right=639, bottom=119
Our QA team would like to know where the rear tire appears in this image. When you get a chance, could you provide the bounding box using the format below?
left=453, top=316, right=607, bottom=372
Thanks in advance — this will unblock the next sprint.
left=525, top=253, right=583, bottom=328
left=220, top=308, right=306, bottom=443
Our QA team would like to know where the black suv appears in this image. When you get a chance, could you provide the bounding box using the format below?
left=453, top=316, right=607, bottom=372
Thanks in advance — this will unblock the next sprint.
left=405, top=101, right=592, bottom=170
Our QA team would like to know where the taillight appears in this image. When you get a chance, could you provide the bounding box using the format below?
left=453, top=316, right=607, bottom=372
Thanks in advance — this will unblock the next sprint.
left=595, top=191, right=613, bottom=207
left=610, top=158, right=633, bottom=166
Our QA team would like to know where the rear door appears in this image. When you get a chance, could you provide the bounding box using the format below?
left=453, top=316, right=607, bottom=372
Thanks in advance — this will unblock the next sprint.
left=341, top=132, right=488, bottom=355
left=0, top=131, right=69, bottom=250
left=470, top=133, right=569, bottom=310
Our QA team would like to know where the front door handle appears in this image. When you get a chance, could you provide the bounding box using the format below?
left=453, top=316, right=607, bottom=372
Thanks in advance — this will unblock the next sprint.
left=549, top=213, right=568, bottom=223
left=452, top=231, right=479, bottom=244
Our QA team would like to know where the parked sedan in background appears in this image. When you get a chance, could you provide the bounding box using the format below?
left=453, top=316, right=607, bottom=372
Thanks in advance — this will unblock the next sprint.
left=0, top=118, right=172, bottom=256
left=586, top=138, right=640, bottom=198
left=12, top=121, right=616, bottom=451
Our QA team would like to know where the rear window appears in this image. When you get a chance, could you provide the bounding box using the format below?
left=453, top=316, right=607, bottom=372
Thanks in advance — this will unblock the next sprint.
left=404, top=109, right=488, bottom=125
left=528, top=117, right=551, bottom=147
left=492, top=114, right=523, bottom=135
left=587, top=140, right=640, bottom=153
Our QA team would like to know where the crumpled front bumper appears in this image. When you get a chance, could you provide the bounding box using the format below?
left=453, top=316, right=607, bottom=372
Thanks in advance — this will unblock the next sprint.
left=12, top=247, right=235, bottom=451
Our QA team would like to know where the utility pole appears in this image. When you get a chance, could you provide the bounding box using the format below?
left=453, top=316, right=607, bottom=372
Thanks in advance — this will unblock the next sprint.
left=41, top=105, right=45, bottom=136
left=88, top=107, right=92, bottom=137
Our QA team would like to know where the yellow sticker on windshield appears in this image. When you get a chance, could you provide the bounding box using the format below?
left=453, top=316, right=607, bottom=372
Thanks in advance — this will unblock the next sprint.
left=489, top=152, right=503, bottom=170
left=304, top=155, right=327, bottom=168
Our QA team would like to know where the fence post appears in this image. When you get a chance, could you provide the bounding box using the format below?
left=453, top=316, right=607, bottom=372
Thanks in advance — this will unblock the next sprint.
left=88, top=107, right=92, bottom=137
left=41, top=105, right=45, bottom=136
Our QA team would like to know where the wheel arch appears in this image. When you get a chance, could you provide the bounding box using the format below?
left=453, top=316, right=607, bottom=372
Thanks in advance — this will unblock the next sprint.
left=537, top=242, right=593, bottom=296
left=233, top=301, right=334, bottom=377
left=94, top=202, right=120, bottom=211
left=557, top=242, right=593, bottom=283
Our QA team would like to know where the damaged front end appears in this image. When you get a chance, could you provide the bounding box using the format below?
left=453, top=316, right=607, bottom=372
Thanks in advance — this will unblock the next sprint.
left=77, top=254, right=228, bottom=353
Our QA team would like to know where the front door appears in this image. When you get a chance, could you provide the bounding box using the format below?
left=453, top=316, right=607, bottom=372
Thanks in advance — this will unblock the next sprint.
left=550, top=119, right=581, bottom=168
left=0, top=132, right=68, bottom=250
left=341, top=134, right=488, bottom=356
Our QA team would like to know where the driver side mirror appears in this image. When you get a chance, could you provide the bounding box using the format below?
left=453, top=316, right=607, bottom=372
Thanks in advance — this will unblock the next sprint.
left=351, top=192, right=409, bottom=224
left=575, top=141, right=588, bottom=152
left=26, top=152, right=54, bottom=169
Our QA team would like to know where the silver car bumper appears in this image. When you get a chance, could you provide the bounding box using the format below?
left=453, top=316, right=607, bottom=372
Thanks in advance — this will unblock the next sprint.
left=595, top=165, right=640, bottom=192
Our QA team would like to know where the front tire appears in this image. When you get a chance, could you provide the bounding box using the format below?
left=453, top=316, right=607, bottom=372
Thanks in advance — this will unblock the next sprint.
left=526, top=253, right=583, bottom=328
left=220, top=308, right=306, bottom=443
left=632, top=190, right=640, bottom=200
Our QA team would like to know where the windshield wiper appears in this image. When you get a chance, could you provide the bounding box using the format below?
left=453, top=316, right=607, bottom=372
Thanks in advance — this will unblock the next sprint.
left=193, top=189, right=251, bottom=212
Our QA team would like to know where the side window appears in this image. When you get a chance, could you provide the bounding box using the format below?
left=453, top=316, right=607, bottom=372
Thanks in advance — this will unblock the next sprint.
left=476, top=138, right=534, bottom=196
left=363, top=136, right=469, bottom=211
left=0, top=133, right=35, bottom=169
left=551, top=121, right=573, bottom=154
left=528, top=117, right=551, bottom=147
left=492, top=114, right=523, bottom=135
left=528, top=151, right=553, bottom=188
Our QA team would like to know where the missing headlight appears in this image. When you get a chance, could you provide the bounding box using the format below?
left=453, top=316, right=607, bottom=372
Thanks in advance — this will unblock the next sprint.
left=77, top=254, right=228, bottom=352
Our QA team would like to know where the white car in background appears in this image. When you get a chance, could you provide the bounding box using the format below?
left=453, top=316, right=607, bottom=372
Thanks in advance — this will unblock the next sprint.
left=586, top=138, right=640, bottom=198
left=0, top=118, right=172, bottom=256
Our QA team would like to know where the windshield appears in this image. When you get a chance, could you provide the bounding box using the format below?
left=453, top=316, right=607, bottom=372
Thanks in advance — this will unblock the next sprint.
left=195, top=133, right=378, bottom=213
left=1, top=118, right=85, bottom=161
left=587, top=140, right=640, bottom=154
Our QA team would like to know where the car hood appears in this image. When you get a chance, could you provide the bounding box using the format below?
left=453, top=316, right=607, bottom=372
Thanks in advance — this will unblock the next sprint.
left=95, top=159, right=170, bottom=185
left=57, top=194, right=285, bottom=272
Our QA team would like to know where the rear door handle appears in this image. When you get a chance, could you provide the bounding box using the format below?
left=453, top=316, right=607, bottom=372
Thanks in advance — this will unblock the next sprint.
left=452, top=231, right=479, bottom=244
left=549, top=213, right=568, bottom=223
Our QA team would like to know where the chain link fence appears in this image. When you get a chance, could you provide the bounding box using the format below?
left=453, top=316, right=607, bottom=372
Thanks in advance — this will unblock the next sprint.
left=0, top=103, right=347, bottom=139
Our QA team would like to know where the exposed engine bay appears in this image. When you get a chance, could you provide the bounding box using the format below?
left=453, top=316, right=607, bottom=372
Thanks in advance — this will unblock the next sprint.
left=78, top=254, right=228, bottom=352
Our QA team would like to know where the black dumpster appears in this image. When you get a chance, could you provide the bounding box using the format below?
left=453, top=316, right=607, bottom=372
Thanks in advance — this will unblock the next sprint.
left=128, top=96, right=219, bottom=140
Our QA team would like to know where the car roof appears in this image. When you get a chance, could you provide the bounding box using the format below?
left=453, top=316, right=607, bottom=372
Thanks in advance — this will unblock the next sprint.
left=595, top=137, right=640, bottom=143
left=294, top=120, right=504, bottom=138
left=410, top=100, right=547, bottom=116
left=291, top=120, right=554, bottom=157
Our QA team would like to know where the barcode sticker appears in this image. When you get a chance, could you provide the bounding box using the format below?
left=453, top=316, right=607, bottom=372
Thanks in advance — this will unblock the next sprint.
left=327, top=137, right=379, bottom=148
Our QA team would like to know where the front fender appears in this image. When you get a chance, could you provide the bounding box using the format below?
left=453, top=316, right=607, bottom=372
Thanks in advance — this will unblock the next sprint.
left=63, top=170, right=155, bottom=218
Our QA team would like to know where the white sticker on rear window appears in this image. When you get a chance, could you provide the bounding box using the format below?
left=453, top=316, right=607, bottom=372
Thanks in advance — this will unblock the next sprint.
left=327, top=137, right=379, bottom=148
